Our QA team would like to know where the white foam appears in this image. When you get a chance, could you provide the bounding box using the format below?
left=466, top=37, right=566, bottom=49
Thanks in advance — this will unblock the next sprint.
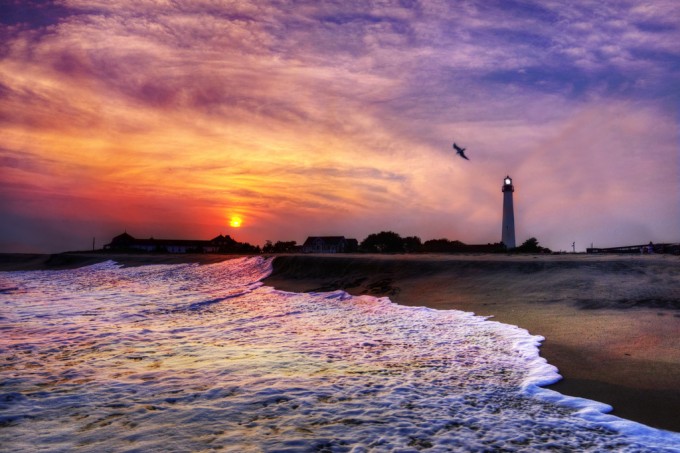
left=0, top=257, right=678, bottom=452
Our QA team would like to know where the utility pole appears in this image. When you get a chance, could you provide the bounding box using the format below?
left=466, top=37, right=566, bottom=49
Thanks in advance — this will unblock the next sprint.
left=572, top=242, right=576, bottom=253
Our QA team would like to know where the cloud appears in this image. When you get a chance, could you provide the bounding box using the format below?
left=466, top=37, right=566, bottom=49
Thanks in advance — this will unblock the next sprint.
left=0, top=0, right=678, bottom=252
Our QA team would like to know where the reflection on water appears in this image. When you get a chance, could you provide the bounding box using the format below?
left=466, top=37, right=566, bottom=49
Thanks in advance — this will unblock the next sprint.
left=0, top=258, right=676, bottom=451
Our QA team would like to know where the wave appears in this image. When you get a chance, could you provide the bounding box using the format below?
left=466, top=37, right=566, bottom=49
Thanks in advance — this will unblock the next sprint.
left=0, top=257, right=677, bottom=452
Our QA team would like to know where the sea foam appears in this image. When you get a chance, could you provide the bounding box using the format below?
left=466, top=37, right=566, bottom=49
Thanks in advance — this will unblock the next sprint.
left=0, top=257, right=678, bottom=452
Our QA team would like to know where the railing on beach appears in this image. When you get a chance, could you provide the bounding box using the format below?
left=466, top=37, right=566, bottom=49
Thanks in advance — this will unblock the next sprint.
left=586, top=243, right=680, bottom=254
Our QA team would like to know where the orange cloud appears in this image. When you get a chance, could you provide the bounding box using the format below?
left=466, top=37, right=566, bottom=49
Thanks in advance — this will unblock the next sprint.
left=1, top=1, right=678, bottom=252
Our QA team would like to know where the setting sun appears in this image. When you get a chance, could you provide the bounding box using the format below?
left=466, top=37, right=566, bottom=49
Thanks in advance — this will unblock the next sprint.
left=229, top=216, right=242, bottom=228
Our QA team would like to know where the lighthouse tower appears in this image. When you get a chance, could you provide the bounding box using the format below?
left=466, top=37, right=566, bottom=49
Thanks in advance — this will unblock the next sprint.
left=501, top=175, right=516, bottom=249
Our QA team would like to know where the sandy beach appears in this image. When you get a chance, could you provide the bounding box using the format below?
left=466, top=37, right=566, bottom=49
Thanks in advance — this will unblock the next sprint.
left=263, top=253, right=680, bottom=433
left=2, top=251, right=679, bottom=432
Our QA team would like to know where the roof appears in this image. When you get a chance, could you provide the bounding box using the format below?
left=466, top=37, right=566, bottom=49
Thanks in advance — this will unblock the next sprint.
left=302, top=236, right=347, bottom=247
left=211, top=234, right=237, bottom=244
left=109, top=232, right=135, bottom=244
left=106, top=232, right=232, bottom=248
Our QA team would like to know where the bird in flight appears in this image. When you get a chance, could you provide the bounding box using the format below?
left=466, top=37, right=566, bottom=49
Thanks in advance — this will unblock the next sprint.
left=453, top=142, right=469, bottom=160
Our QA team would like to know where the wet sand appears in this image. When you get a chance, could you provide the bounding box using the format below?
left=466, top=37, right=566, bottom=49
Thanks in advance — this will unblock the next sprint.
left=263, top=253, right=680, bottom=433
left=2, top=252, right=679, bottom=432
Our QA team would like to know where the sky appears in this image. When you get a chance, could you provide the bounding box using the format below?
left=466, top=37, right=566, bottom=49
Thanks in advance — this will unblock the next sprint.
left=1, top=0, right=679, bottom=253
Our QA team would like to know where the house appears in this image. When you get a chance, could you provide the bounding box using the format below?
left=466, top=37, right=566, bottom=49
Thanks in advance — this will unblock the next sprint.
left=104, top=232, right=242, bottom=253
left=301, top=236, right=358, bottom=253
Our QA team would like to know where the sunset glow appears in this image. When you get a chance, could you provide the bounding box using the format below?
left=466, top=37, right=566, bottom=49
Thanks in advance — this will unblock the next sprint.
left=1, top=1, right=678, bottom=252
left=230, top=216, right=243, bottom=228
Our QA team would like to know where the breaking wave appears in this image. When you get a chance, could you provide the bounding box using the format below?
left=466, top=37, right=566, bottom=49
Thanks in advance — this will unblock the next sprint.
left=0, top=257, right=678, bottom=452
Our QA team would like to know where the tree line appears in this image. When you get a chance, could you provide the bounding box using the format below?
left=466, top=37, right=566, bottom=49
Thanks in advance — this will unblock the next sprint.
left=262, top=231, right=551, bottom=254
left=357, top=231, right=550, bottom=253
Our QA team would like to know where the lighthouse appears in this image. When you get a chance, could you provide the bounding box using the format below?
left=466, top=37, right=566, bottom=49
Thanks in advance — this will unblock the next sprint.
left=501, top=175, right=516, bottom=249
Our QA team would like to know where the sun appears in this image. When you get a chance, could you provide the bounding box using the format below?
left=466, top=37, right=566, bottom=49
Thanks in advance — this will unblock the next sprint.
left=229, top=216, right=242, bottom=228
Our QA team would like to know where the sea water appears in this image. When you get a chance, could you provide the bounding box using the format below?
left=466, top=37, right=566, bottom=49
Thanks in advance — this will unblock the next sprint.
left=0, top=257, right=678, bottom=452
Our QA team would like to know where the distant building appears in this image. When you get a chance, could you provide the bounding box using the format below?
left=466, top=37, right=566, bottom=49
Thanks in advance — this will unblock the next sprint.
left=302, top=236, right=358, bottom=253
left=104, top=232, right=239, bottom=253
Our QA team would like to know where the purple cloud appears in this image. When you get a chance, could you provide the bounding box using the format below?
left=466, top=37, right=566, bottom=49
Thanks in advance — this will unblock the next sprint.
left=0, top=0, right=678, bottom=252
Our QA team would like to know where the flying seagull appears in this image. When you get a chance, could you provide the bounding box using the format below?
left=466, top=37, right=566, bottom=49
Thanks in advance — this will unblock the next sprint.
left=453, top=142, right=469, bottom=160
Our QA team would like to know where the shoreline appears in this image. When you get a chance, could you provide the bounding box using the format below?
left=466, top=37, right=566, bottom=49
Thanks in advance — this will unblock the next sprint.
left=2, top=252, right=679, bottom=432
left=262, top=253, right=680, bottom=433
left=0, top=252, right=240, bottom=271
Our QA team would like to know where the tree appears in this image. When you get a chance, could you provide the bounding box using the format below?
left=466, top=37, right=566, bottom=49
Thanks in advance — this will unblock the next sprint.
left=403, top=236, right=422, bottom=253
left=272, top=241, right=297, bottom=253
left=262, top=240, right=274, bottom=253
left=263, top=240, right=297, bottom=253
left=422, top=238, right=466, bottom=253
left=360, top=231, right=404, bottom=253
left=514, top=237, right=551, bottom=253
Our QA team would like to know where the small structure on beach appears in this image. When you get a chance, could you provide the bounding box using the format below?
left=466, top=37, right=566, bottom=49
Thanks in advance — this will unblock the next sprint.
left=501, top=175, right=516, bottom=249
left=587, top=243, right=680, bottom=254
left=302, top=236, right=358, bottom=253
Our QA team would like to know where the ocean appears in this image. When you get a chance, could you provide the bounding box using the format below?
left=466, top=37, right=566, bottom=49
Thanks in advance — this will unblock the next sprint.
left=1, top=257, right=678, bottom=452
